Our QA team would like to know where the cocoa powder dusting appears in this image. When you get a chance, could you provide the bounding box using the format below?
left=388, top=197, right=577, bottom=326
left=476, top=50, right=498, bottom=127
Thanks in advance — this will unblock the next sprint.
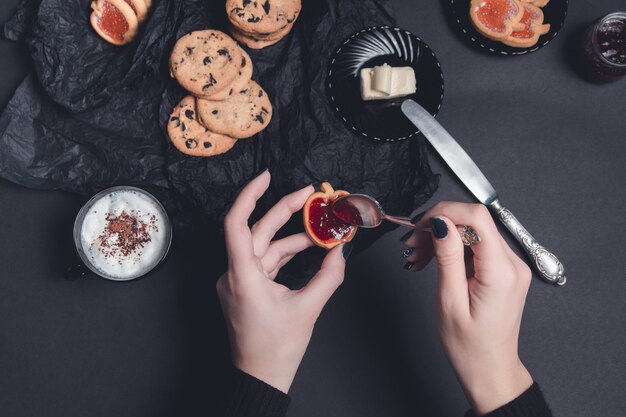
left=96, top=210, right=158, bottom=262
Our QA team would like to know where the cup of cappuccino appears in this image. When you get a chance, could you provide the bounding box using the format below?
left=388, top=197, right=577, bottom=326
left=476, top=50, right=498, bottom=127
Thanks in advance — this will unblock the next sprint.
left=67, top=186, right=172, bottom=282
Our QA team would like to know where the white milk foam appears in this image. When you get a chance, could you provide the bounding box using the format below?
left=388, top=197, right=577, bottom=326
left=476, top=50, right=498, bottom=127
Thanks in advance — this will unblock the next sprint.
left=80, top=189, right=168, bottom=280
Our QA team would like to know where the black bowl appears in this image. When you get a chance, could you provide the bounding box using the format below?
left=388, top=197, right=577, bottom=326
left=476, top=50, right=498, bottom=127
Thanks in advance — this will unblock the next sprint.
left=449, top=0, right=568, bottom=56
left=327, top=26, right=444, bottom=142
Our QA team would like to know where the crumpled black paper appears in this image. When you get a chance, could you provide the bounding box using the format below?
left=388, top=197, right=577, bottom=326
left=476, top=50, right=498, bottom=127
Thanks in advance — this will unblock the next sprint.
left=1, top=0, right=439, bottom=287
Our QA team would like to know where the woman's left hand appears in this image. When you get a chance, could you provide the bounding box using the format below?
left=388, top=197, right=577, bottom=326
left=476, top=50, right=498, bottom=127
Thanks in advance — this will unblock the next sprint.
left=217, top=171, right=350, bottom=393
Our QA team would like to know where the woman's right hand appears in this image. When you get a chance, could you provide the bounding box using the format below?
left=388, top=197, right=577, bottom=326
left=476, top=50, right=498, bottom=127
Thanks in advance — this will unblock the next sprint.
left=403, top=202, right=534, bottom=416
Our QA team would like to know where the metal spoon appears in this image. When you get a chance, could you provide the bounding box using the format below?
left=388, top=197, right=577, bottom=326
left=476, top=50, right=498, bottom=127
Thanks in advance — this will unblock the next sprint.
left=331, top=194, right=480, bottom=246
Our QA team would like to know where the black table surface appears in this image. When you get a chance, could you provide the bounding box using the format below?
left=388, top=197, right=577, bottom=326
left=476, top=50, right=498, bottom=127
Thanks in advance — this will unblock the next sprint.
left=1, top=1, right=625, bottom=416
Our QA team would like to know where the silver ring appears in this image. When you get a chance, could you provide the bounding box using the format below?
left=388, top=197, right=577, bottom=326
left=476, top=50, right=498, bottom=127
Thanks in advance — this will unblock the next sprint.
left=460, top=225, right=481, bottom=246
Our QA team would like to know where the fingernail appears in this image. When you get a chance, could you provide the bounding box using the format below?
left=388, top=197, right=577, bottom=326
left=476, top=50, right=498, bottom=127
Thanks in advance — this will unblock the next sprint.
left=342, top=243, right=354, bottom=261
left=411, top=211, right=426, bottom=224
left=402, top=248, right=414, bottom=258
left=254, top=167, right=269, bottom=177
left=400, top=230, right=414, bottom=242
left=430, top=217, right=448, bottom=240
left=403, top=262, right=415, bottom=271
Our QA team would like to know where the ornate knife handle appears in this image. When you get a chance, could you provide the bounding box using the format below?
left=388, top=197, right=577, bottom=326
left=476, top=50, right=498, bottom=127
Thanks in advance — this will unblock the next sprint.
left=489, top=200, right=566, bottom=286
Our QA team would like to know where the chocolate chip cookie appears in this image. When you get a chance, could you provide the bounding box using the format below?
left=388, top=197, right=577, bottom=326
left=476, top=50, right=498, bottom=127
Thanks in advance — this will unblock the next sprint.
left=170, top=30, right=243, bottom=98
left=204, top=49, right=253, bottom=101
left=229, top=22, right=293, bottom=49
left=226, top=0, right=301, bottom=35
left=168, top=96, right=238, bottom=157
left=197, top=80, right=272, bottom=139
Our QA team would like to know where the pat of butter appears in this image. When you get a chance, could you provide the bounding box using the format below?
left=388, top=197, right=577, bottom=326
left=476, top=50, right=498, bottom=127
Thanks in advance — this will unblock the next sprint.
left=360, top=65, right=416, bottom=101
left=372, top=64, right=392, bottom=94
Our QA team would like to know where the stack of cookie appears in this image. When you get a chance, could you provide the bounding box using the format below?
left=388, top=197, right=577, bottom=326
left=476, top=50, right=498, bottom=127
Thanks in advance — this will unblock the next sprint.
left=469, top=0, right=550, bottom=48
left=226, top=0, right=302, bottom=49
left=168, top=30, right=272, bottom=157
left=90, top=0, right=152, bottom=46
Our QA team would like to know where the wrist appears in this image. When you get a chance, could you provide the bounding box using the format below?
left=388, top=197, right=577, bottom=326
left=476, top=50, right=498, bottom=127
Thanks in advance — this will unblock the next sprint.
left=460, top=357, right=533, bottom=416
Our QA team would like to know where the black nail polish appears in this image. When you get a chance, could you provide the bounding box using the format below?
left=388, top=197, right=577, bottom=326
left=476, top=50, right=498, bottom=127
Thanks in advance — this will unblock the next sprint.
left=342, top=243, right=354, bottom=261
left=400, top=230, right=414, bottom=242
left=411, top=211, right=426, bottom=224
left=403, top=262, right=415, bottom=271
left=402, top=248, right=414, bottom=259
left=430, top=217, right=448, bottom=240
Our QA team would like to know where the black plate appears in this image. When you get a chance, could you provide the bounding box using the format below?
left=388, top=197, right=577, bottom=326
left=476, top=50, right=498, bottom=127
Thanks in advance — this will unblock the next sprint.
left=449, top=0, right=568, bottom=56
left=327, top=26, right=444, bottom=142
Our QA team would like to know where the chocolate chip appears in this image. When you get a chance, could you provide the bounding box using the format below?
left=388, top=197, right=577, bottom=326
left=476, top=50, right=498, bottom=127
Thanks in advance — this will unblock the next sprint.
left=203, top=74, right=218, bottom=91
left=261, top=107, right=269, bottom=113
left=203, top=141, right=213, bottom=149
left=262, top=0, right=270, bottom=14
left=258, top=90, right=263, bottom=97
left=185, top=110, right=194, bottom=119
left=228, top=88, right=233, bottom=96
left=240, top=88, right=249, bottom=94
left=170, top=116, right=180, bottom=127
left=212, top=109, right=219, bottom=115
left=181, top=123, right=187, bottom=132
left=185, top=47, right=194, bottom=56
left=255, top=115, right=265, bottom=123
left=237, top=12, right=245, bottom=18
left=203, top=56, right=212, bottom=65
left=241, top=57, right=246, bottom=67
left=185, top=139, right=197, bottom=149
left=217, top=49, right=229, bottom=56
left=247, top=16, right=261, bottom=23
left=243, top=0, right=251, bottom=6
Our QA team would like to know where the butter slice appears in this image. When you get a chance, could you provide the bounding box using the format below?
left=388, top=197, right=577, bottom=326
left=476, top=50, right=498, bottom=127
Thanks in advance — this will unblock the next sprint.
left=360, top=65, right=416, bottom=101
left=372, top=64, right=392, bottom=94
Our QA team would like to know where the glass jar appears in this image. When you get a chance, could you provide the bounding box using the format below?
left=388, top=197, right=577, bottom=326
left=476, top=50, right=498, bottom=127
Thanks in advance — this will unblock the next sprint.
left=580, top=12, right=626, bottom=82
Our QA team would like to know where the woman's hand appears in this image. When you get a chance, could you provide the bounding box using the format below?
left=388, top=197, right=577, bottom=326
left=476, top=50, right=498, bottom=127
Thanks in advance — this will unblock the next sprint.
left=403, top=202, right=534, bottom=416
left=217, top=171, right=350, bottom=394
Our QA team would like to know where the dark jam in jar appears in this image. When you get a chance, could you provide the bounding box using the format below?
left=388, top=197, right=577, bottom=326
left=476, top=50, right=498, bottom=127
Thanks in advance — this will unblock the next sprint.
left=308, top=198, right=354, bottom=243
left=581, top=12, right=626, bottom=82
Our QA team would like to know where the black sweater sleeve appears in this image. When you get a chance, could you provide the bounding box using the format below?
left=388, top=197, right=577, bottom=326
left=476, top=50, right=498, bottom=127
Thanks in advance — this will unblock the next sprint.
left=224, top=368, right=291, bottom=417
left=223, top=369, right=550, bottom=417
left=464, top=382, right=553, bottom=417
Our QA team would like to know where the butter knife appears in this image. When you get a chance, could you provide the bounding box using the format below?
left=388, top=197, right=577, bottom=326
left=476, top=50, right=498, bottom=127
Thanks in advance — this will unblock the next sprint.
left=401, top=99, right=566, bottom=286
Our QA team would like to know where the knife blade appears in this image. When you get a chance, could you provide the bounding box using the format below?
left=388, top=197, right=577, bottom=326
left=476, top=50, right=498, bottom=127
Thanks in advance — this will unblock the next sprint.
left=401, top=99, right=566, bottom=286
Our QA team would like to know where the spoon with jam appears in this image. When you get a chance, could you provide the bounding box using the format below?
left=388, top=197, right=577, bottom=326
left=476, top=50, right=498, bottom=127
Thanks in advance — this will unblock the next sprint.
left=331, top=194, right=480, bottom=246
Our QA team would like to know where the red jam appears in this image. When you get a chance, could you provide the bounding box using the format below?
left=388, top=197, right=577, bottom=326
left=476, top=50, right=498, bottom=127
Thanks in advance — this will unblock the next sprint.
left=581, top=12, right=626, bottom=81
left=98, top=1, right=129, bottom=42
left=307, top=198, right=354, bottom=242
left=511, top=6, right=538, bottom=39
left=475, top=0, right=519, bottom=33
left=331, top=197, right=364, bottom=226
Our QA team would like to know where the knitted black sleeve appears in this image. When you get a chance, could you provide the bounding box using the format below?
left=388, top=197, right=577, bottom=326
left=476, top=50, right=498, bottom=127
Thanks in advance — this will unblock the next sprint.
left=224, top=369, right=291, bottom=417
left=465, top=382, right=553, bottom=417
